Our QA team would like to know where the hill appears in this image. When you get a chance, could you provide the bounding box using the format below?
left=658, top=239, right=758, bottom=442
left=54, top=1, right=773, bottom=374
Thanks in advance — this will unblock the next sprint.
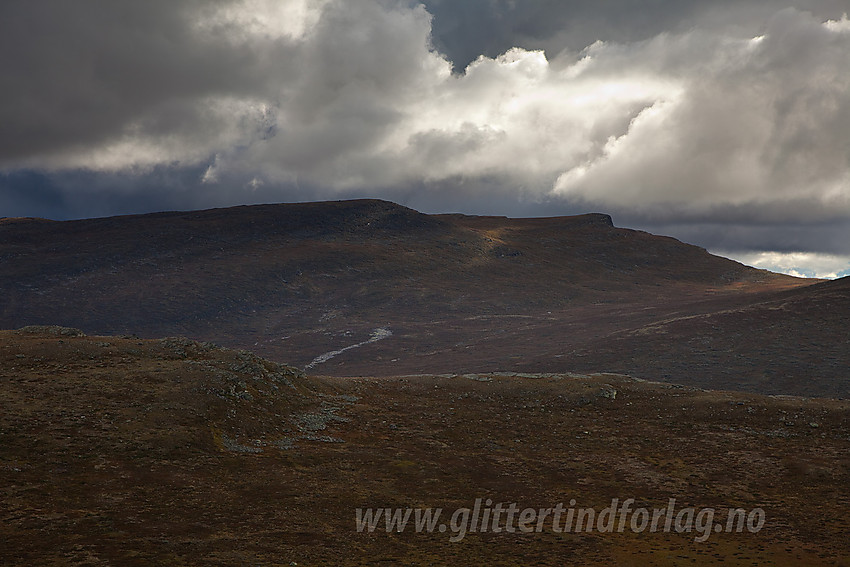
left=3, top=199, right=843, bottom=396
left=2, top=328, right=849, bottom=565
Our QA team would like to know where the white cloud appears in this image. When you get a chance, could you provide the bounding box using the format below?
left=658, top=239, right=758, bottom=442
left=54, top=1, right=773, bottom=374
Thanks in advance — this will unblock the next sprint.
left=211, top=7, right=685, bottom=196
left=719, top=250, right=850, bottom=279
left=552, top=11, right=850, bottom=221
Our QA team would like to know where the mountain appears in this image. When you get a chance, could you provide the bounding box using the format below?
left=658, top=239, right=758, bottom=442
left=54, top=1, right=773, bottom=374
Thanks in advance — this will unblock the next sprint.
left=2, top=327, right=849, bottom=565
left=3, top=198, right=844, bottom=396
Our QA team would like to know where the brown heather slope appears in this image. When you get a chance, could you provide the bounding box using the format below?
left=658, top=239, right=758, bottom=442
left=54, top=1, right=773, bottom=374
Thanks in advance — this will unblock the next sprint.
left=2, top=328, right=850, bottom=565
left=2, top=199, right=839, bottom=396
left=514, top=276, right=850, bottom=396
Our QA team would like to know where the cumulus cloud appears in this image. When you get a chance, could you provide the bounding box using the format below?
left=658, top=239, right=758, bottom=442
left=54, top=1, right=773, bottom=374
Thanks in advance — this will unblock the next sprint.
left=553, top=10, right=850, bottom=221
left=720, top=251, right=850, bottom=279
left=1, top=0, right=849, bottom=275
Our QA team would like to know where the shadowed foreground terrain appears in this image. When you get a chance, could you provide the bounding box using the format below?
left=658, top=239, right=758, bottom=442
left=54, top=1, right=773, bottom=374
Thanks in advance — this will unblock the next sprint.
left=3, top=199, right=846, bottom=397
left=2, top=328, right=849, bottom=565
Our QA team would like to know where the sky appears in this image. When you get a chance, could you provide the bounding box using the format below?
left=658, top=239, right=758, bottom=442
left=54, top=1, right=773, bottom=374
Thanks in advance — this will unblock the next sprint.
left=1, top=0, right=849, bottom=278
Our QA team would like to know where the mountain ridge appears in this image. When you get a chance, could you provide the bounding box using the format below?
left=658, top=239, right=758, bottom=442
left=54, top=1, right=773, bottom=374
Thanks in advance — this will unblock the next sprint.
left=4, top=198, right=843, bottom=396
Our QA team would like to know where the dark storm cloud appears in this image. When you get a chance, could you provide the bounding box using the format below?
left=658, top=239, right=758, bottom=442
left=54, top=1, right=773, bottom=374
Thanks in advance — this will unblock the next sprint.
left=1, top=0, right=849, bottom=276
left=0, top=0, right=274, bottom=164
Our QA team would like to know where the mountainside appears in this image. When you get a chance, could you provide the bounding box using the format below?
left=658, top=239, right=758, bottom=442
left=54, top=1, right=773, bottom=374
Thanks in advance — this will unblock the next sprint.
left=3, top=199, right=844, bottom=396
left=2, top=328, right=849, bottom=565
left=520, top=276, right=850, bottom=396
